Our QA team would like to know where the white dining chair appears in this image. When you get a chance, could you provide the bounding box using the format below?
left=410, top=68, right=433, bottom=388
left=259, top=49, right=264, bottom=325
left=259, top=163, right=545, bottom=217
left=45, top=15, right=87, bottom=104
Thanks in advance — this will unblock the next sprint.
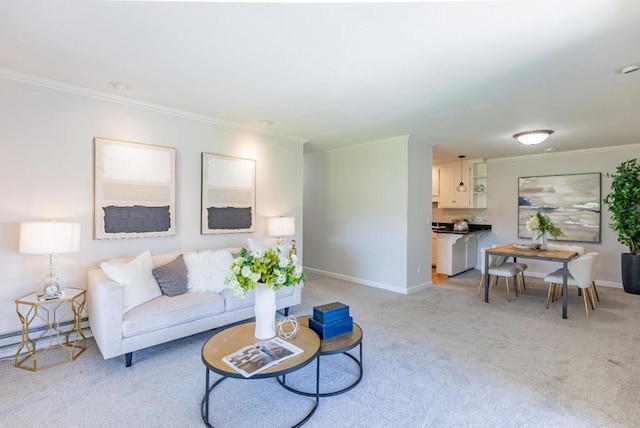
left=544, top=254, right=596, bottom=317
left=489, top=245, right=527, bottom=292
left=477, top=247, right=521, bottom=301
left=584, top=252, right=600, bottom=302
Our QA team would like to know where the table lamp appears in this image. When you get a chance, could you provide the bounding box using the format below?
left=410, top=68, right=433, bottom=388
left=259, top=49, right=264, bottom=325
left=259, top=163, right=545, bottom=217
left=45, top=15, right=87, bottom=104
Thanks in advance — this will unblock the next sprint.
left=19, top=221, right=81, bottom=297
left=267, top=216, right=295, bottom=246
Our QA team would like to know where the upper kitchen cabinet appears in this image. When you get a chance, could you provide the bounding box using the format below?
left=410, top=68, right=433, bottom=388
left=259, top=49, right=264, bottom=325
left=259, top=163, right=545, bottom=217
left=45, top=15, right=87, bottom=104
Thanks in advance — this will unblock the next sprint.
left=471, top=162, right=488, bottom=209
left=432, top=167, right=440, bottom=202
left=437, top=158, right=486, bottom=209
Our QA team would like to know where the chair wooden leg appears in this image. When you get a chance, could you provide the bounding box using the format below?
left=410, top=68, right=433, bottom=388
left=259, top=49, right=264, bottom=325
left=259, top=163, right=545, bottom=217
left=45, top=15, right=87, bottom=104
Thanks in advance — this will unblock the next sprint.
left=592, top=282, right=600, bottom=302
left=553, top=283, right=561, bottom=302
left=505, top=277, right=511, bottom=302
left=520, top=273, right=526, bottom=290
left=477, top=274, right=485, bottom=296
left=582, top=291, right=590, bottom=317
left=546, top=283, right=554, bottom=309
left=513, top=276, right=520, bottom=297
left=588, top=287, right=596, bottom=310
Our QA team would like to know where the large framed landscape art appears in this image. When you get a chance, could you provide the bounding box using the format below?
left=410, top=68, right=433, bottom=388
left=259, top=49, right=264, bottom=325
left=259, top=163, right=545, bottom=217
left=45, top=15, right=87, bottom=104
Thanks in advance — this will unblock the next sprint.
left=94, top=137, right=176, bottom=239
left=518, top=172, right=601, bottom=243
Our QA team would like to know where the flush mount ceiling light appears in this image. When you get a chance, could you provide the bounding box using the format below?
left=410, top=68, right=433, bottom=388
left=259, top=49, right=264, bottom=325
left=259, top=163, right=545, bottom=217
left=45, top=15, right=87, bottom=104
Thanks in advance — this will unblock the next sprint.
left=258, top=119, right=273, bottom=126
left=615, top=63, right=640, bottom=74
left=456, top=155, right=467, bottom=192
left=513, top=130, right=554, bottom=145
left=107, top=81, right=131, bottom=91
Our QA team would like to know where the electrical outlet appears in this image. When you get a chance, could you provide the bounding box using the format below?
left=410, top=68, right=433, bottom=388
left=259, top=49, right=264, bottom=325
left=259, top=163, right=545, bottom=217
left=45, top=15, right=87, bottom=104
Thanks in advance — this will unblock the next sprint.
left=417, top=266, right=422, bottom=275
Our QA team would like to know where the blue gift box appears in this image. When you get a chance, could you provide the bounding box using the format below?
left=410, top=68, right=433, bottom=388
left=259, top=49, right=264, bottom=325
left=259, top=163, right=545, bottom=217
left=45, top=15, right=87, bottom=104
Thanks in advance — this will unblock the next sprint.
left=308, top=316, right=353, bottom=340
left=312, top=302, right=350, bottom=324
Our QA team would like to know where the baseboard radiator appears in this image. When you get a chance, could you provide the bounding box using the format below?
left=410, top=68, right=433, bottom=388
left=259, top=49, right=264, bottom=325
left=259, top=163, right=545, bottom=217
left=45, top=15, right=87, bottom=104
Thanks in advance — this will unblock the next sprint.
left=0, top=318, right=91, bottom=360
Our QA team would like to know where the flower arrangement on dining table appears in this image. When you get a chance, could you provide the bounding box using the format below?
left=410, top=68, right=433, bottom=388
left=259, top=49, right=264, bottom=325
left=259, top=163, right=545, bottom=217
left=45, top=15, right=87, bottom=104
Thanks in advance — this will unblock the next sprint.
left=224, top=247, right=307, bottom=298
left=525, top=212, right=565, bottom=239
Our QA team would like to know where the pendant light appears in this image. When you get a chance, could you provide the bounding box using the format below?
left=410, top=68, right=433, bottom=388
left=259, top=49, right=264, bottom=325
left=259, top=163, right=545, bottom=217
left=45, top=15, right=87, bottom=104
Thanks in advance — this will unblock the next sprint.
left=456, top=155, right=467, bottom=192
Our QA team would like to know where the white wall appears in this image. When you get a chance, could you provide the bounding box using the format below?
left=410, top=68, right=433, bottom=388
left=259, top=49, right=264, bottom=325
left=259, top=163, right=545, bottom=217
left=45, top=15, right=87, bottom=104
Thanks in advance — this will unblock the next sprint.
left=406, top=137, right=432, bottom=290
left=0, top=76, right=304, bottom=335
left=433, top=146, right=640, bottom=286
left=303, top=136, right=432, bottom=294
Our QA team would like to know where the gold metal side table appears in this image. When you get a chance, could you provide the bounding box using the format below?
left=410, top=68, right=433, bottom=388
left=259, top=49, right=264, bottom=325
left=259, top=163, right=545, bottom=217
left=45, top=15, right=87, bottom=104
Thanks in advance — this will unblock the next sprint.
left=14, top=288, right=87, bottom=371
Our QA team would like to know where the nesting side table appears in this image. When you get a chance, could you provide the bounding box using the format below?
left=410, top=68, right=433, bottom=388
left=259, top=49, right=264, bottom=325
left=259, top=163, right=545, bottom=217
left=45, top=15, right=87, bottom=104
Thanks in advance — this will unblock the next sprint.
left=14, top=288, right=87, bottom=371
left=279, top=315, right=363, bottom=397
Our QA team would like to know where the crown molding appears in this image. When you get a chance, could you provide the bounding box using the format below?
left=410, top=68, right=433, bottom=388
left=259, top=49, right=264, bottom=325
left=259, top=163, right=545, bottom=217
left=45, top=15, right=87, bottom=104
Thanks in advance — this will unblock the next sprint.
left=488, top=142, right=640, bottom=163
left=0, top=67, right=308, bottom=144
left=305, top=134, right=410, bottom=156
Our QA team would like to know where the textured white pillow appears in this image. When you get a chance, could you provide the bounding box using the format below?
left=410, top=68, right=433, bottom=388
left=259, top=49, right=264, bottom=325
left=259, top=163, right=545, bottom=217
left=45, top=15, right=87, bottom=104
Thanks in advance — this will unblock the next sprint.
left=184, top=250, right=234, bottom=293
left=100, top=251, right=162, bottom=313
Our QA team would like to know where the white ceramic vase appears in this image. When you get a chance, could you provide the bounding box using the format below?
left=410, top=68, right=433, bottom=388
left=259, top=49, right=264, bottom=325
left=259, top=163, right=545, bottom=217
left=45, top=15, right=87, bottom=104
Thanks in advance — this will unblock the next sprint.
left=533, top=230, right=548, bottom=250
left=254, top=282, right=276, bottom=339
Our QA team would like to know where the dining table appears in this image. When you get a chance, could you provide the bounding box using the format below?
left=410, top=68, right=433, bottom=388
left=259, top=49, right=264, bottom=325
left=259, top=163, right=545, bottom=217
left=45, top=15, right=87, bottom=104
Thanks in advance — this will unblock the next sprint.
left=484, top=244, right=579, bottom=319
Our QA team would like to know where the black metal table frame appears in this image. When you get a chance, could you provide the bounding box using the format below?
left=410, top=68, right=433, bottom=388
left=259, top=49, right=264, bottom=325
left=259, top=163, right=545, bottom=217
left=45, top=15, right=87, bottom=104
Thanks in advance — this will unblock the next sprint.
left=278, top=336, right=363, bottom=397
left=484, top=247, right=577, bottom=319
left=201, top=339, right=320, bottom=428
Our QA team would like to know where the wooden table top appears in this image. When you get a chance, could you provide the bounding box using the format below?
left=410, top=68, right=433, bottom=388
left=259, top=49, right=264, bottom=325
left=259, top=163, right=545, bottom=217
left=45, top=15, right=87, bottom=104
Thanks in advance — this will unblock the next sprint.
left=201, top=321, right=320, bottom=378
left=486, top=244, right=578, bottom=261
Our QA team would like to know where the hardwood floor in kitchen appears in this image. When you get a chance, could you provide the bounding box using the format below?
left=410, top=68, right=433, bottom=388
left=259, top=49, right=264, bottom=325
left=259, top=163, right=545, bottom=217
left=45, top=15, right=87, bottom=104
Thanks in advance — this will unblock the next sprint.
left=432, top=267, right=448, bottom=284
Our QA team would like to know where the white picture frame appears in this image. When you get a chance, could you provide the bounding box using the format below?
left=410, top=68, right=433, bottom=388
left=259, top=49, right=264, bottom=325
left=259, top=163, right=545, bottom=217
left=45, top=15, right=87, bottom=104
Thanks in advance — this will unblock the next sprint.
left=94, top=137, right=176, bottom=239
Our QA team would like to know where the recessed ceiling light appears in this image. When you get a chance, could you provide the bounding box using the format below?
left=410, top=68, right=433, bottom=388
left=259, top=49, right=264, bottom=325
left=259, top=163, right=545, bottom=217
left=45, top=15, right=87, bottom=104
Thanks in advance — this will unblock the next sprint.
left=107, top=81, right=131, bottom=91
left=615, top=63, right=640, bottom=74
left=258, top=119, right=273, bottom=126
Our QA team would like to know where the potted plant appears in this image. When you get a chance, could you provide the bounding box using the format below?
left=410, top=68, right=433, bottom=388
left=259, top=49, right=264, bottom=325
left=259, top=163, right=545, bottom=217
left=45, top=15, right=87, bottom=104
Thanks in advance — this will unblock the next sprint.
left=603, top=158, right=640, bottom=294
left=224, top=247, right=307, bottom=338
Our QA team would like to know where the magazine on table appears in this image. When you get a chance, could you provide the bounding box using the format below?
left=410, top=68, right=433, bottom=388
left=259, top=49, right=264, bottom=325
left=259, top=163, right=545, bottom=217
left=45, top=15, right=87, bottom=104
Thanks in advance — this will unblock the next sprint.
left=222, top=337, right=303, bottom=378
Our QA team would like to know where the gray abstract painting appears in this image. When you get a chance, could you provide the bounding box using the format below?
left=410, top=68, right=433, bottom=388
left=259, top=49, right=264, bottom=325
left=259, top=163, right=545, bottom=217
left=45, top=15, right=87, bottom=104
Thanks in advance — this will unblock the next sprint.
left=518, top=173, right=601, bottom=243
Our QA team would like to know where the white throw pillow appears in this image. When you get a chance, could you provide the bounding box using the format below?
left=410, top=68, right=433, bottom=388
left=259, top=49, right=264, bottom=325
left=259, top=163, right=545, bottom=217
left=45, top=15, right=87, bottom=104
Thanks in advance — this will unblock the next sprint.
left=184, top=250, right=234, bottom=293
left=100, top=251, right=162, bottom=313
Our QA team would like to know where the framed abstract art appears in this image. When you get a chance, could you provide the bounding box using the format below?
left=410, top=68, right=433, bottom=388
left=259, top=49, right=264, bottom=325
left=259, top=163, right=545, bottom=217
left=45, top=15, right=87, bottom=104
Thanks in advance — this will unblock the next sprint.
left=518, top=172, right=601, bottom=243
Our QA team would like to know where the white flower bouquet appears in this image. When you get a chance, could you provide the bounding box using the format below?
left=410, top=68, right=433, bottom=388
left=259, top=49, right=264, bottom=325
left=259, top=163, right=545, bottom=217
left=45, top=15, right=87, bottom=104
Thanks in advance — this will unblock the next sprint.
left=224, top=247, right=306, bottom=298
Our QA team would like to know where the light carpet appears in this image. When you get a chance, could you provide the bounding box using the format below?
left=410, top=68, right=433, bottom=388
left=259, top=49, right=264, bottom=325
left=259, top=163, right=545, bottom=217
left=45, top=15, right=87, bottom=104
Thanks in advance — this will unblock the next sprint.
left=1, top=270, right=639, bottom=428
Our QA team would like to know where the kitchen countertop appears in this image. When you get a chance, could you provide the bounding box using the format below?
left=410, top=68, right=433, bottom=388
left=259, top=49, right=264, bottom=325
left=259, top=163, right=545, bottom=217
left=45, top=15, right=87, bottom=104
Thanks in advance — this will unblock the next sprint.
left=432, top=223, right=492, bottom=234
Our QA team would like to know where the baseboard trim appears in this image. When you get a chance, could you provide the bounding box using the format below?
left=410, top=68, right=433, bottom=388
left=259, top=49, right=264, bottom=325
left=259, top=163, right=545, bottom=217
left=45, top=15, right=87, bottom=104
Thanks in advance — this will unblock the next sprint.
left=304, top=267, right=430, bottom=295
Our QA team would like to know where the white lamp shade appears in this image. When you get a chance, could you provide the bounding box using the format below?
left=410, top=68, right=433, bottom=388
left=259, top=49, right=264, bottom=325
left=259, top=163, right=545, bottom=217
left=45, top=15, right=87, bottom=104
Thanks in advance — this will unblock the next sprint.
left=267, top=217, right=295, bottom=237
left=19, top=222, right=81, bottom=254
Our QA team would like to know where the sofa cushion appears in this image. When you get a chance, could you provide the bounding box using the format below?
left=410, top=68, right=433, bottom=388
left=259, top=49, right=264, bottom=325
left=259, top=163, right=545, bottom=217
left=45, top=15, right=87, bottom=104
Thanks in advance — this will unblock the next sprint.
left=184, top=249, right=233, bottom=293
left=122, top=292, right=225, bottom=338
left=152, top=254, right=188, bottom=297
left=100, top=251, right=162, bottom=313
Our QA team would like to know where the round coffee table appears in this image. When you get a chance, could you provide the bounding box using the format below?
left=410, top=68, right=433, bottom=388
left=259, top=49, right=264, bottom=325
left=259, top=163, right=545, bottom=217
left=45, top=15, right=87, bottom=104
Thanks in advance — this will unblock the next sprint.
left=278, top=315, right=363, bottom=397
left=201, top=321, right=321, bottom=428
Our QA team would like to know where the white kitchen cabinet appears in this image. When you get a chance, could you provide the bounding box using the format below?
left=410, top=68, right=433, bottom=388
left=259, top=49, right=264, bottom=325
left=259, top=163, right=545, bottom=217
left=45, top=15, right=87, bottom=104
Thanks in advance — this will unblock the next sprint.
left=431, top=232, right=437, bottom=266
left=432, top=167, right=440, bottom=202
left=437, top=160, right=471, bottom=208
left=471, top=162, right=488, bottom=209
left=435, top=232, right=479, bottom=276
left=437, top=158, right=486, bottom=209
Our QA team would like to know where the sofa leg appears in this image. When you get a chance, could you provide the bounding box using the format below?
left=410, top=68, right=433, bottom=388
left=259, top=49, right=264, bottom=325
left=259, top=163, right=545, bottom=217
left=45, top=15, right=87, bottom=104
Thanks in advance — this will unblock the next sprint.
left=284, top=307, right=290, bottom=316
left=125, top=352, right=132, bottom=367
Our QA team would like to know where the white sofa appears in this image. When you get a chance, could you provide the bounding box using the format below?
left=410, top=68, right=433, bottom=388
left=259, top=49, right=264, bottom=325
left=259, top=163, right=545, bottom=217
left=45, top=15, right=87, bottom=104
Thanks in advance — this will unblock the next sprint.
left=87, top=249, right=302, bottom=367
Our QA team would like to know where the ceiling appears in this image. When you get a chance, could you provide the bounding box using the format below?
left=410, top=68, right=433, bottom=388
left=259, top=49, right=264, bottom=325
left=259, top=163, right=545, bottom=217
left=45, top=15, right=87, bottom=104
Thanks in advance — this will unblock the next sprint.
left=1, top=0, right=639, bottom=162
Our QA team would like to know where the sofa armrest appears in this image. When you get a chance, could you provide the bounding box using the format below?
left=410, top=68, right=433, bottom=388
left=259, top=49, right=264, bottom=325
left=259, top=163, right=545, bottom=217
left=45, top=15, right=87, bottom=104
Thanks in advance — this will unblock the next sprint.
left=88, top=269, right=124, bottom=359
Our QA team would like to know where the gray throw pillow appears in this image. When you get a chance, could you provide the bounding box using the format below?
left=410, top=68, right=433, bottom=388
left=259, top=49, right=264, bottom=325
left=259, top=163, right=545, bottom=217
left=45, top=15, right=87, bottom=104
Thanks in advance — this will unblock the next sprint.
left=152, top=254, right=188, bottom=297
